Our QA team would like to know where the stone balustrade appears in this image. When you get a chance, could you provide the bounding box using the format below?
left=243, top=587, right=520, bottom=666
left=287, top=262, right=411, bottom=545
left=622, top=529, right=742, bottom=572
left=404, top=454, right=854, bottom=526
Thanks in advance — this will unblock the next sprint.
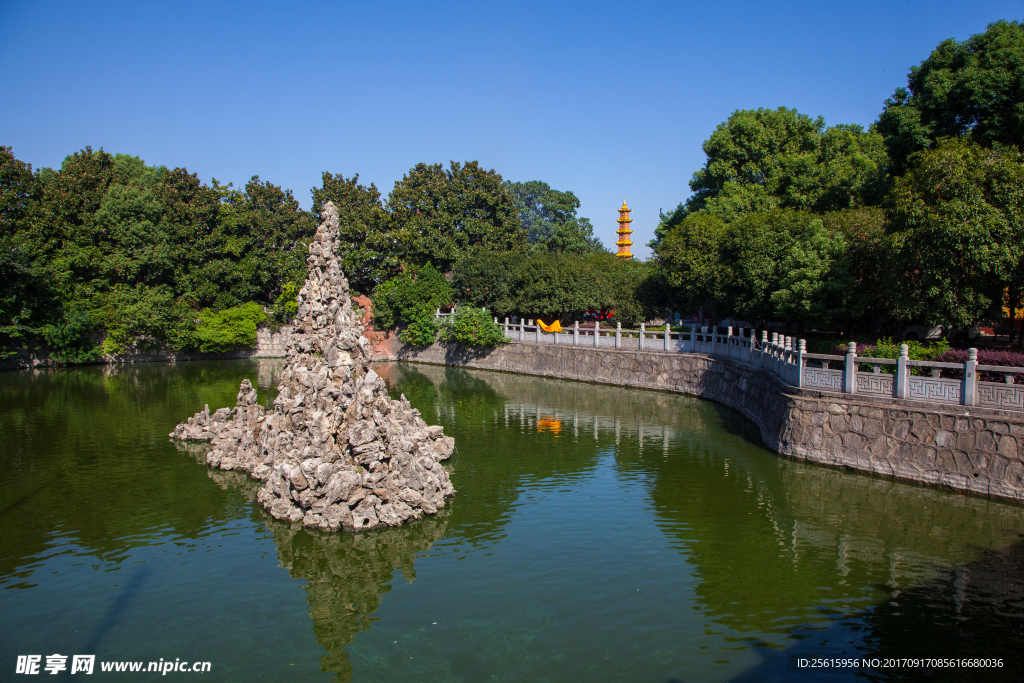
left=440, top=314, right=1024, bottom=414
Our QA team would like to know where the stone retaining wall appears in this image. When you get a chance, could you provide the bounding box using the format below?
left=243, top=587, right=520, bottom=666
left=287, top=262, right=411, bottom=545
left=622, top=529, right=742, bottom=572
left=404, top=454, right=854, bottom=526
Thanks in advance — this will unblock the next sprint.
left=254, top=326, right=293, bottom=358
left=381, top=340, right=1024, bottom=503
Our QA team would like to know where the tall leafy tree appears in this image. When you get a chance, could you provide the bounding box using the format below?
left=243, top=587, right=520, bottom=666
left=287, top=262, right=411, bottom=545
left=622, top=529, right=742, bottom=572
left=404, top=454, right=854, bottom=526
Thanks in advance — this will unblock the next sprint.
left=0, top=146, right=48, bottom=353
left=770, top=219, right=856, bottom=330
left=885, top=138, right=1024, bottom=327
left=385, top=161, right=524, bottom=271
left=654, top=107, right=888, bottom=249
left=649, top=212, right=727, bottom=314
left=504, top=180, right=606, bottom=254
left=877, top=20, right=1024, bottom=175
left=7, top=146, right=317, bottom=357
left=218, top=176, right=316, bottom=309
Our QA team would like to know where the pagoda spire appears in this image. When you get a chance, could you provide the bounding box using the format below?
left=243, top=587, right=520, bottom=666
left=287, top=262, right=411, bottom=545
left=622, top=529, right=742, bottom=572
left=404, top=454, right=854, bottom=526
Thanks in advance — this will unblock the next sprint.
left=615, top=200, right=633, bottom=260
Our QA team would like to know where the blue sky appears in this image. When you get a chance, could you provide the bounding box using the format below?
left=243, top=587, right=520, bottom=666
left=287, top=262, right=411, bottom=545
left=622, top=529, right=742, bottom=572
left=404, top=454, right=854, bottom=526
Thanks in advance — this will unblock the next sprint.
left=2, top=1, right=1021, bottom=258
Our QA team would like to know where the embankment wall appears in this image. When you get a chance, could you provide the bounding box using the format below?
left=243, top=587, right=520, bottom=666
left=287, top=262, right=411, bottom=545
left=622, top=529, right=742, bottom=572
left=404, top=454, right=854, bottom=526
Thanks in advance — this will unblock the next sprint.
left=381, top=340, right=1024, bottom=502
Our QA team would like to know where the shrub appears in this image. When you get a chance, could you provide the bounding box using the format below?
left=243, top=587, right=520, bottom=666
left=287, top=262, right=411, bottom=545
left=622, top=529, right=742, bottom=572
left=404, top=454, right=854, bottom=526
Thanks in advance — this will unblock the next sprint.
left=195, top=302, right=266, bottom=353
left=933, top=349, right=1024, bottom=383
left=372, top=265, right=453, bottom=330
left=398, top=310, right=439, bottom=348
left=268, top=281, right=300, bottom=328
left=42, top=308, right=100, bottom=363
left=441, top=307, right=509, bottom=348
left=829, top=337, right=950, bottom=374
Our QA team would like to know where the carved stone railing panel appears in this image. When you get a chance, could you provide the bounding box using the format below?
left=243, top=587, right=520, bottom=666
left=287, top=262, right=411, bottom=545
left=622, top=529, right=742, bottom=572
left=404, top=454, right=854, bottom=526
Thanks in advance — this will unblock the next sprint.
left=856, top=373, right=893, bottom=396
left=784, top=363, right=800, bottom=385
left=907, top=376, right=961, bottom=404
left=977, top=383, right=1024, bottom=410
left=803, top=368, right=843, bottom=391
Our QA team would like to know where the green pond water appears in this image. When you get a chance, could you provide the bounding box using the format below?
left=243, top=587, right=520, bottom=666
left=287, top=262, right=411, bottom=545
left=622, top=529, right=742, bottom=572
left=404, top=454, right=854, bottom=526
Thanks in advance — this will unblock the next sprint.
left=2, top=359, right=1024, bottom=682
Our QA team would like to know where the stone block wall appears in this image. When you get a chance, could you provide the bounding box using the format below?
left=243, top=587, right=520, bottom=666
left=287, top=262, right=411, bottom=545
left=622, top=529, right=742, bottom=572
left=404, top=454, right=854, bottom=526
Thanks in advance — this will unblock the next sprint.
left=381, top=340, right=1024, bottom=503
left=253, top=326, right=293, bottom=358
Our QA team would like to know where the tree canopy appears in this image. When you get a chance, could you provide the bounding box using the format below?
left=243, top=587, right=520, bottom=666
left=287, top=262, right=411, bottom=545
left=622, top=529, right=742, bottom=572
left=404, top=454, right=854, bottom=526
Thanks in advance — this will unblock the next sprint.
left=384, top=161, right=524, bottom=272
left=877, top=19, right=1024, bottom=174
left=504, top=180, right=606, bottom=254
left=886, top=138, right=1024, bottom=327
left=0, top=146, right=315, bottom=359
left=656, top=107, right=888, bottom=240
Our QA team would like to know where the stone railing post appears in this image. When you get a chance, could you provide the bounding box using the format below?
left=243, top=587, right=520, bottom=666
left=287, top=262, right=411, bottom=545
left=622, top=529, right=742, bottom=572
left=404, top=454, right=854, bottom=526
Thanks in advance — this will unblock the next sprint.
left=518, top=319, right=524, bottom=341
left=963, top=348, right=978, bottom=406
left=711, top=325, right=718, bottom=355
left=435, top=307, right=441, bottom=318
left=784, top=336, right=792, bottom=379
left=536, top=322, right=541, bottom=343
left=615, top=322, right=621, bottom=349
left=770, top=333, right=778, bottom=375
left=797, top=339, right=806, bottom=388
left=760, top=330, right=768, bottom=367
left=727, top=326, right=733, bottom=358
left=504, top=317, right=509, bottom=338
left=844, top=341, right=857, bottom=394
left=664, top=324, right=671, bottom=351
left=640, top=323, right=646, bottom=351
left=895, top=343, right=909, bottom=398
left=594, top=321, right=599, bottom=348
left=573, top=321, right=579, bottom=346
left=701, top=325, right=708, bottom=354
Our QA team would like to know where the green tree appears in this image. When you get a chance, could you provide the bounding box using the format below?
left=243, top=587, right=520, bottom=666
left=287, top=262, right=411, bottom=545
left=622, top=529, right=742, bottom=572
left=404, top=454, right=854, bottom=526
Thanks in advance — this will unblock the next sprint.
left=877, top=20, right=1024, bottom=175
left=158, top=167, right=224, bottom=310
left=715, top=209, right=809, bottom=321
left=654, top=108, right=888, bottom=252
left=505, top=251, right=602, bottom=322
left=371, top=265, right=453, bottom=330
left=770, top=219, right=856, bottom=329
left=504, top=180, right=606, bottom=254
left=11, top=147, right=317, bottom=357
left=885, top=138, right=1024, bottom=327
left=385, top=161, right=525, bottom=271
left=0, top=146, right=49, bottom=354
left=497, top=252, right=651, bottom=326
left=820, top=207, right=893, bottom=324
left=217, top=176, right=316, bottom=308
left=596, top=255, right=657, bottom=327
left=451, top=251, right=516, bottom=310
left=311, top=172, right=394, bottom=294
left=650, top=212, right=728, bottom=313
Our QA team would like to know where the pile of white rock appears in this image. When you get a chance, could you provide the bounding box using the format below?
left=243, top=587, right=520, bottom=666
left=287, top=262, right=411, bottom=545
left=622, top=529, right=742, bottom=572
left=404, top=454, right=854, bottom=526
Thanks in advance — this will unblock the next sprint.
left=171, top=202, right=455, bottom=532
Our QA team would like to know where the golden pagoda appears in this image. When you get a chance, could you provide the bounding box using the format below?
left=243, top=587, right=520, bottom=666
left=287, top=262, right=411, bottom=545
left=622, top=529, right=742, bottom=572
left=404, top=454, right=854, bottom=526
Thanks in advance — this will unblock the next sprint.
left=615, top=200, right=633, bottom=260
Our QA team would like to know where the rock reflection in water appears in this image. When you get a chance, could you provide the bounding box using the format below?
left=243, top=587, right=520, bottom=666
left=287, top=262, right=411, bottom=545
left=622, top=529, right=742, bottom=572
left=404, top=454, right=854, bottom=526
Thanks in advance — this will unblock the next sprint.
left=202, top=467, right=448, bottom=683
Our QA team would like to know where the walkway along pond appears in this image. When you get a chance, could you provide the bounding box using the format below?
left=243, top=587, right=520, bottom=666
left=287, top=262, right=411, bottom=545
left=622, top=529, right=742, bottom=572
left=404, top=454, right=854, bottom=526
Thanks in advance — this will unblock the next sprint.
left=385, top=329, right=1024, bottom=503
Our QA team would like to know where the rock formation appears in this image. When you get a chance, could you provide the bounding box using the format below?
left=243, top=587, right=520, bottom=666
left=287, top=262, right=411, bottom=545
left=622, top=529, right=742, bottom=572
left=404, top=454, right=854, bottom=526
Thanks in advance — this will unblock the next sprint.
left=170, top=202, right=455, bottom=532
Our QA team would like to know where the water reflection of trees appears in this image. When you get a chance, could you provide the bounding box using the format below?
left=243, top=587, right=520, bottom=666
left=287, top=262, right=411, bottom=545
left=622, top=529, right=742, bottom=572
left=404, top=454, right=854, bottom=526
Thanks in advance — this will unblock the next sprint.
left=858, top=535, right=1024, bottom=681
left=376, top=363, right=623, bottom=548
left=380, top=362, right=1024, bottom=663
left=0, top=361, right=284, bottom=583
